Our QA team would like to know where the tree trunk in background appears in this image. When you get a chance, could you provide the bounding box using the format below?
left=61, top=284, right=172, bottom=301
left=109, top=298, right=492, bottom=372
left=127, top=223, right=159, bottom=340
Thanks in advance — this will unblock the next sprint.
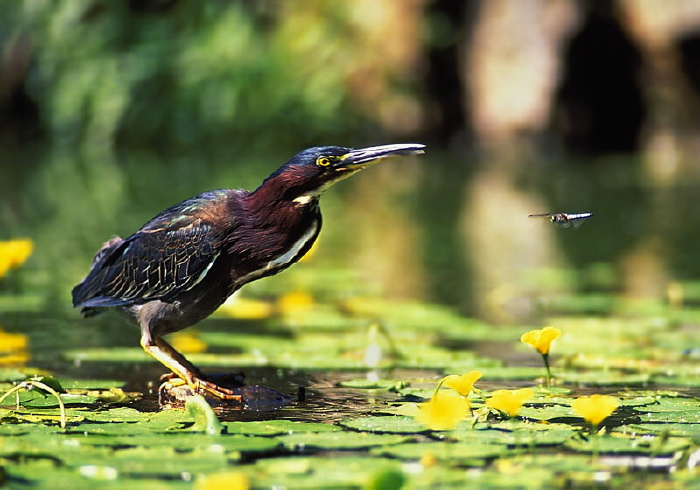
left=616, top=0, right=700, bottom=299
left=459, top=0, right=580, bottom=323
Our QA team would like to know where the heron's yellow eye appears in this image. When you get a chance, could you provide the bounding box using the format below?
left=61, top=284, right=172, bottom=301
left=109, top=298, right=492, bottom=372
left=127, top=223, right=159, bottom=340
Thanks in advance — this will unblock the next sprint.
left=316, top=156, right=332, bottom=167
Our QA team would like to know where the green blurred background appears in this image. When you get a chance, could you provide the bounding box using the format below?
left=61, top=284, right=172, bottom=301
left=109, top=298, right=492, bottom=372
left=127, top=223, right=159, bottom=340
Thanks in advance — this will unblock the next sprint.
left=3, top=0, right=700, bottom=327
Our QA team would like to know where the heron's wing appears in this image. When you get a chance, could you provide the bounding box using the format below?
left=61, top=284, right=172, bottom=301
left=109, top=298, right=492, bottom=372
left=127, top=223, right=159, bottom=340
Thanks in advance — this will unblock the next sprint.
left=72, top=191, right=232, bottom=308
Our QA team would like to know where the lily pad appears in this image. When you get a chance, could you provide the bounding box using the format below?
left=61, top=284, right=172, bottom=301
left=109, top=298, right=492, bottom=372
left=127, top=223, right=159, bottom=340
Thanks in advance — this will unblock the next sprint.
left=279, top=431, right=412, bottom=450
left=224, top=419, right=340, bottom=436
left=338, top=378, right=404, bottom=390
left=451, top=427, right=576, bottom=447
left=636, top=410, right=700, bottom=424
left=372, top=441, right=510, bottom=462
left=559, top=371, right=651, bottom=386
left=564, top=433, right=691, bottom=455
left=619, top=424, right=700, bottom=442
left=518, top=404, right=578, bottom=421
left=246, top=456, right=405, bottom=488
left=339, top=415, right=428, bottom=434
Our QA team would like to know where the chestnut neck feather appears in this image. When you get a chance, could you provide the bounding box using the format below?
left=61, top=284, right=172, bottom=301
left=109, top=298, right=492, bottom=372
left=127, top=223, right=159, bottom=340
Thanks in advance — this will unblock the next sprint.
left=220, top=174, right=322, bottom=287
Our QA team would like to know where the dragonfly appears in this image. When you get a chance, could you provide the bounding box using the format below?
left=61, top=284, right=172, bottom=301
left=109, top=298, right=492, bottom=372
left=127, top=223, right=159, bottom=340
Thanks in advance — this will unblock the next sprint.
left=528, top=212, right=593, bottom=229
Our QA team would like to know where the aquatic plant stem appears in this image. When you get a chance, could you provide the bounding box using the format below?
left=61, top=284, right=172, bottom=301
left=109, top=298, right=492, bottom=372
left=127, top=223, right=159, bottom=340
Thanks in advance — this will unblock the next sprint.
left=542, top=353, right=552, bottom=387
left=0, top=380, right=67, bottom=429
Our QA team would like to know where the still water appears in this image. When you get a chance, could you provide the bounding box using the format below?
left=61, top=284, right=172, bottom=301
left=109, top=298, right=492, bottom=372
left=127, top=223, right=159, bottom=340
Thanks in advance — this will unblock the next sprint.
left=3, top=145, right=700, bottom=418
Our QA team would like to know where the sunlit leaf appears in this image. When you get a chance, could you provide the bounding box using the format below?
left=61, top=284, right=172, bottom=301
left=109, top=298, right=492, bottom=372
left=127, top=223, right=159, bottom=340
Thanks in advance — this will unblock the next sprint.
left=339, top=416, right=428, bottom=434
left=224, top=420, right=340, bottom=436
left=372, top=442, right=510, bottom=461
left=279, top=431, right=411, bottom=450
left=564, top=433, right=691, bottom=455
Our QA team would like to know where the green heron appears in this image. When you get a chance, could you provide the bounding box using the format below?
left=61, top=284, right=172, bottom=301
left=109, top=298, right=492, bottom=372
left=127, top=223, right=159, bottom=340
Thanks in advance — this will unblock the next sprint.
left=72, top=143, right=425, bottom=400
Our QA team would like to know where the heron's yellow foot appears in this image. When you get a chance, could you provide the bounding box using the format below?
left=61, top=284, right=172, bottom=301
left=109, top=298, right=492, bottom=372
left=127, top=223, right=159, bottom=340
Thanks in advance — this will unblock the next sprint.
left=159, top=372, right=244, bottom=402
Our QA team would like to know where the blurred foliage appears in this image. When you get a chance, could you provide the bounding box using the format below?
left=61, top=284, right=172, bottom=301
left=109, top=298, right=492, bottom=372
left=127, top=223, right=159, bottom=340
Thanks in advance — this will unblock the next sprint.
left=0, top=0, right=426, bottom=302
left=1, top=0, right=420, bottom=152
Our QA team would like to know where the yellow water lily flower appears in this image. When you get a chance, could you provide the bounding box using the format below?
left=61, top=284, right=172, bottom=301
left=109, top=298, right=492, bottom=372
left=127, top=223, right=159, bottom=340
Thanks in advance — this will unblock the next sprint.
left=216, top=296, right=274, bottom=320
left=442, top=371, right=483, bottom=397
left=0, top=328, right=29, bottom=366
left=520, top=327, right=561, bottom=355
left=196, top=471, right=249, bottom=490
left=277, top=290, right=314, bottom=318
left=0, top=352, right=29, bottom=366
left=420, top=452, right=438, bottom=467
left=0, top=329, right=28, bottom=353
left=170, top=331, right=207, bottom=354
left=0, top=239, right=34, bottom=279
left=571, top=394, right=619, bottom=427
left=415, top=389, right=470, bottom=431
left=521, top=327, right=562, bottom=387
left=485, top=388, right=534, bottom=417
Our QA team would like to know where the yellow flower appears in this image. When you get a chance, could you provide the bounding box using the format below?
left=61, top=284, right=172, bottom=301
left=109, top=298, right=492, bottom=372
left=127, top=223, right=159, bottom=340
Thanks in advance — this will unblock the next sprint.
left=0, top=239, right=33, bottom=279
left=170, top=331, right=207, bottom=354
left=442, top=371, right=482, bottom=397
left=485, top=388, right=534, bottom=417
left=299, top=239, right=318, bottom=262
left=196, top=471, right=249, bottom=490
left=571, top=394, right=619, bottom=426
left=216, top=296, right=274, bottom=320
left=277, top=290, right=314, bottom=318
left=0, top=329, right=28, bottom=353
left=0, top=328, right=29, bottom=367
left=0, top=257, right=10, bottom=278
left=521, top=327, right=561, bottom=355
left=420, top=452, right=438, bottom=467
left=415, top=390, right=470, bottom=431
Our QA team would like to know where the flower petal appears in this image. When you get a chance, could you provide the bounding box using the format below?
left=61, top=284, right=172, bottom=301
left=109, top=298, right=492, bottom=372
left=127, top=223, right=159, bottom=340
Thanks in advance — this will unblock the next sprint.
left=415, top=390, right=470, bottom=430
left=442, top=371, right=482, bottom=396
left=520, top=327, right=561, bottom=355
left=485, top=388, right=534, bottom=417
left=571, top=394, right=618, bottom=426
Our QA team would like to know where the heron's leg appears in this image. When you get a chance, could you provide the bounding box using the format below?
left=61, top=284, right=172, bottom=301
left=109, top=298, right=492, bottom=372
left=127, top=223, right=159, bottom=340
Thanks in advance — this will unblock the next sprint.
left=140, top=334, right=242, bottom=401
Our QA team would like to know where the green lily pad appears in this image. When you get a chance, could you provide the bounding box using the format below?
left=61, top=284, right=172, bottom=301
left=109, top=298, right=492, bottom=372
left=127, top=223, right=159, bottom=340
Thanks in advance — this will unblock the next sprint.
left=224, top=419, right=340, bottom=436
left=559, top=371, right=651, bottom=386
left=564, top=433, right=691, bottom=455
left=372, top=441, right=510, bottom=462
left=472, top=367, right=551, bottom=381
left=518, top=404, right=578, bottom=421
left=60, top=379, right=128, bottom=390
left=246, top=456, right=405, bottom=488
left=338, top=378, right=404, bottom=390
left=279, top=431, right=412, bottom=450
left=63, top=348, right=151, bottom=363
left=619, top=424, right=700, bottom=442
left=651, top=375, right=700, bottom=387
left=451, top=427, right=576, bottom=447
left=81, top=407, right=152, bottom=423
left=186, top=395, right=225, bottom=435
left=339, top=415, right=428, bottom=434
left=636, top=410, right=700, bottom=424
left=68, top=432, right=280, bottom=454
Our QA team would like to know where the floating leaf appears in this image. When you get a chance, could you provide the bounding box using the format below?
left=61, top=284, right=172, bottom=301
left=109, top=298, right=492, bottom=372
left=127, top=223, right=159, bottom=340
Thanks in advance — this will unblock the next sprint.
left=186, top=395, right=225, bottom=435
left=564, top=433, right=691, bottom=455
left=279, top=431, right=412, bottom=450
left=339, top=416, right=428, bottom=434
left=224, top=419, right=340, bottom=436
left=372, top=442, right=510, bottom=462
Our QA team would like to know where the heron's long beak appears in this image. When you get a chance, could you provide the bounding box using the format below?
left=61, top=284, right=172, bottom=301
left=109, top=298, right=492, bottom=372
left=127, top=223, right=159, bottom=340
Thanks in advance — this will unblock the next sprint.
left=337, top=143, right=425, bottom=169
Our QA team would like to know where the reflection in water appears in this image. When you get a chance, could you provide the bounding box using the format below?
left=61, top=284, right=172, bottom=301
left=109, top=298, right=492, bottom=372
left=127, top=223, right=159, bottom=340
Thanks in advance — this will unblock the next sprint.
left=4, top=147, right=700, bottom=394
left=460, top=163, right=568, bottom=324
left=123, top=366, right=409, bottom=423
left=3, top=147, right=699, bottom=319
